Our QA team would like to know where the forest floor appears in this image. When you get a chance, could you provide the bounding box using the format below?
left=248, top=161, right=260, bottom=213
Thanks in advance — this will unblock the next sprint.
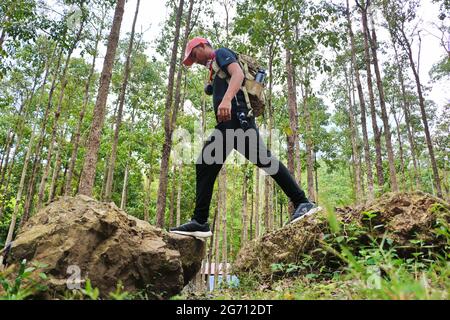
left=177, top=192, right=450, bottom=300
left=1, top=192, right=449, bottom=300
left=179, top=263, right=450, bottom=300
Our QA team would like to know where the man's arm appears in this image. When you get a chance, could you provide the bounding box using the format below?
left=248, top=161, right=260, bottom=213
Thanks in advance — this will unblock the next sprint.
left=217, top=62, right=245, bottom=122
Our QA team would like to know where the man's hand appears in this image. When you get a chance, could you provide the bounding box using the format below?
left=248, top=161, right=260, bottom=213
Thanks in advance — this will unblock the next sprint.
left=217, top=98, right=232, bottom=122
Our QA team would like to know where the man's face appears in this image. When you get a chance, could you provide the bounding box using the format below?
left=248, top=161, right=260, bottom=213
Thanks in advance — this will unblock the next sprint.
left=190, top=44, right=210, bottom=66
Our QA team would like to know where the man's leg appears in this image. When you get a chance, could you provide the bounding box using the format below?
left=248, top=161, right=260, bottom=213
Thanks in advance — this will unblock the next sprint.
left=234, top=119, right=309, bottom=208
left=170, top=125, right=233, bottom=237
left=192, top=125, right=233, bottom=224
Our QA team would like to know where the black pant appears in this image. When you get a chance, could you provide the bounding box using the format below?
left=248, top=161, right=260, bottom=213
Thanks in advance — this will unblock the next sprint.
left=192, top=114, right=308, bottom=224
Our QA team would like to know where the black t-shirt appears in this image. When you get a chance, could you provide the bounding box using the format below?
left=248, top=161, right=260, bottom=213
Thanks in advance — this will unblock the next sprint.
left=213, top=48, right=248, bottom=116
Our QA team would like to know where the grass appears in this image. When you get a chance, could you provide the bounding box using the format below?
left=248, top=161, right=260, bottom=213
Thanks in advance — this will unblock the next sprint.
left=186, top=203, right=450, bottom=301
left=2, top=196, right=449, bottom=300
left=194, top=252, right=449, bottom=300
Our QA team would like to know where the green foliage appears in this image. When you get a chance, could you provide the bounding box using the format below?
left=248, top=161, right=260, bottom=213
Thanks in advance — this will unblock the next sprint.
left=201, top=206, right=450, bottom=300
left=108, top=281, right=132, bottom=300
left=81, top=279, right=100, bottom=300
left=0, top=259, right=48, bottom=300
left=64, top=279, right=133, bottom=300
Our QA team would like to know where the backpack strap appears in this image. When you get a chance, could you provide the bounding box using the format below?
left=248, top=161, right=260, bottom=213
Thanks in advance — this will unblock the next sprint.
left=211, top=58, right=255, bottom=118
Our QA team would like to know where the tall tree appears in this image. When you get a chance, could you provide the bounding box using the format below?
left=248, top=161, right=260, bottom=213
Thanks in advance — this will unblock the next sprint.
left=168, top=165, right=177, bottom=227
left=78, top=0, right=126, bottom=196
left=47, top=125, right=67, bottom=203
left=241, top=167, right=248, bottom=244
left=37, top=14, right=86, bottom=208
left=346, top=0, right=374, bottom=199
left=389, top=31, right=421, bottom=188
left=155, top=0, right=185, bottom=228
left=356, top=0, right=384, bottom=188
left=285, top=46, right=299, bottom=179
left=64, top=6, right=107, bottom=196
left=254, top=167, right=260, bottom=238
left=390, top=100, right=407, bottom=190
left=220, top=167, right=227, bottom=285
left=343, top=62, right=363, bottom=202
left=213, top=180, right=222, bottom=290
left=299, top=67, right=316, bottom=202
left=382, top=0, right=442, bottom=197
left=366, top=5, right=398, bottom=191
left=0, top=122, right=37, bottom=267
left=21, top=46, right=64, bottom=226
left=104, top=0, right=140, bottom=201
left=176, top=163, right=183, bottom=227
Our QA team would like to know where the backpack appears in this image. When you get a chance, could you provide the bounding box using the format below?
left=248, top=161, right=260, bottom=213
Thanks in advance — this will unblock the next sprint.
left=211, top=53, right=266, bottom=117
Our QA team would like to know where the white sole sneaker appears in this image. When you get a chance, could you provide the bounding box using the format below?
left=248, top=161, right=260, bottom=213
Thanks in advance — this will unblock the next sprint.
left=290, top=206, right=322, bottom=224
left=170, top=230, right=213, bottom=239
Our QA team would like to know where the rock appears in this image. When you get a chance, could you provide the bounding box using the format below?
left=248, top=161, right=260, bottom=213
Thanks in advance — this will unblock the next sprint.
left=5, top=195, right=205, bottom=299
left=233, top=192, right=449, bottom=281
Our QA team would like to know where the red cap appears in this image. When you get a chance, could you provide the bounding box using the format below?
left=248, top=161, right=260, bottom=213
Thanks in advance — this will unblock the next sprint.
left=183, top=37, right=210, bottom=66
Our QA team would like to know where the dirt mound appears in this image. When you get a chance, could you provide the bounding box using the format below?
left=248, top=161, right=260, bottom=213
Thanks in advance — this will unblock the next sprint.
left=2, top=195, right=205, bottom=299
left=233, top=192, right=449, bottom=281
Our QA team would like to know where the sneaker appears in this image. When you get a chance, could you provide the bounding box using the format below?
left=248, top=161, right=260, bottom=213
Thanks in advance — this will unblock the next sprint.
left=169, top=219, right=213, bottom=238
left=290, top=202, right=322, bottom=224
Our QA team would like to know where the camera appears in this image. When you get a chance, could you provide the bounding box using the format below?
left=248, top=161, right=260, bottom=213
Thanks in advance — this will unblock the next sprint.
left=237, top=111, right=249, bottom=130
left=204, top=83, right=213, bottom=95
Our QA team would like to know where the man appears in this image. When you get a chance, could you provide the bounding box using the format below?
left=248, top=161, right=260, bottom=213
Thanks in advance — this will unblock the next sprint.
left=170, top=37, right=321, bottom=238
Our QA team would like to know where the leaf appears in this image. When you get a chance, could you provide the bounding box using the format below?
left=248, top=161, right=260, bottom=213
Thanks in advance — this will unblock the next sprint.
left=24, top=267, right=36, bottom=274
left=39, top=273, right=48, bottom=280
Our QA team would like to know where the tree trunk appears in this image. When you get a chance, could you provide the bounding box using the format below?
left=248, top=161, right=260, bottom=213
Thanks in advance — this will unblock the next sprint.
left=230, top=167, right=236, bottom=259
left=249, top=185, right=254, bottom=240
left=357, top=0, right=384, bottom=188
left=104, top=0, right=140, bottom=201
left=64, top=10, right=106, bottom=196
left=78, top=0, right=126, bottom=196
left=0, top=124, right=36, bottom=267
left=120, top=160, right=129, bottom=210
left=347, top=0, right=374, bottom=199
left=391, top=101, right=407, bottom=191
left=21, top=46, right=64, bottom=226
left=0, top=90, right=36, bottom=216
left=241, top=169, right=248, bottom=245
left=285, top=47, right=298, bottom=178
left=314, top=151, right=319, bottom=203
left=48, top=128, right=65, bottom=203
left=213, top=181, right=222, bottom=290
left=168, top=165, right=177, bottom=228
left=220, top=167, right=227, bottom=285
left=0, top=129, right=24, bottom=218
left=265, top=177, right=273, bottom=232
left=155, top=0, right=186, bottom=228
left=143, top=167, right=152, bottom=223
left=37, top=18, right=85, bottom=209
left=120, top=104, right=137, bottom=210
left=367, top=9, right=398, bottom=191
left=264, top=46, right=274, bottom=230
left=206, top=191, right=218, bottom=292
left=344, top=63, right=363, bottom=203
left=176, top=163, right=183, bottom=227
left=100, top=155, right=110, bottom=200
left=0, top=131, right=14, bottom=187
left=401, top=28, right=442, bottom=197
left=58, top=159, right=69, bottom=197
left=300, top=79, right=316, bottom=202
left=254, top=167, right=260, bottom=238
left=391, top=40, right=420, bottom=189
